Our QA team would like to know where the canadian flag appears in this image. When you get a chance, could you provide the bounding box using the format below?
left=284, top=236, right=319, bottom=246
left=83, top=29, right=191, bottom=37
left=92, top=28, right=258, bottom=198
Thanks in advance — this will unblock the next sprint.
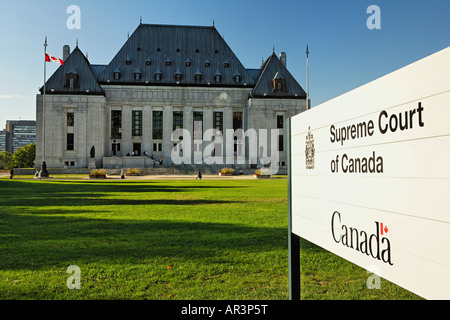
left=45, top=53, right=63, bottom=65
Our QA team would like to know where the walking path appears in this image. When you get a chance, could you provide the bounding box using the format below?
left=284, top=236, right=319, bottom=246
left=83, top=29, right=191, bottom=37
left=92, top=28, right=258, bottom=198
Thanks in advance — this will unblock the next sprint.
left=87, top=174, right=261, bottom=180
left=2, top=173, right=281, bottom=180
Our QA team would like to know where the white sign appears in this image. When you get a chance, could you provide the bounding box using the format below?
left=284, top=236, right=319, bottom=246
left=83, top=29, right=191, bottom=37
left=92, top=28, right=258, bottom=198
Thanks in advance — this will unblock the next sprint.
left=290, top=47, right=450, bottom=300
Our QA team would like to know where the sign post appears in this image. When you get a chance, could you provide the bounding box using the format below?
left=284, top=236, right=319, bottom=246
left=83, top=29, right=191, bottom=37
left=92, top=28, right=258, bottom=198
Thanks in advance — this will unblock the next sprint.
left=288, top=47, right=450, bottom=300
left=287, top=118, right=300, bottom=300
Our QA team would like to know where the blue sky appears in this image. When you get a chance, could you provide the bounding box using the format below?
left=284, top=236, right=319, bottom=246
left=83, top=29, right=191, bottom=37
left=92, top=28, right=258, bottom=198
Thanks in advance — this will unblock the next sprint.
left=0, top=0, right=449, bottom=128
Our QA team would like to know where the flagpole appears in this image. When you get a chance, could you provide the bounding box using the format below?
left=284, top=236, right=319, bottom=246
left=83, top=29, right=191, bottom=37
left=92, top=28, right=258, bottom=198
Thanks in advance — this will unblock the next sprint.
left=40, top=36, right=50, bottom=177
left=306, top=44, right=309, bottom=110
left=43, top=36, right=47, bottom=164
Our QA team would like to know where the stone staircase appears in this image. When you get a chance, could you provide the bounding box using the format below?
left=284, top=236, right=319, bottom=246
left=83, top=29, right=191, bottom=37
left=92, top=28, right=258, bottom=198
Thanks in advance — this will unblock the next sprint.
left=106, top=164, right=252, bottom=176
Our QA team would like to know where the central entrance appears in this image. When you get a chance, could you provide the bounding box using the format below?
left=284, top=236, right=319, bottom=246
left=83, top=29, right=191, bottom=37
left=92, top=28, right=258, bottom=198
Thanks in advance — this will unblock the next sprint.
left=133, top=143, right=141, bottom=156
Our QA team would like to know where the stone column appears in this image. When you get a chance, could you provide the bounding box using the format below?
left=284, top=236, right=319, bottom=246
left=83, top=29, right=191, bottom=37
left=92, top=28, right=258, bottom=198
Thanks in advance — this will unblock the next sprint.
left=163, top=105, right=173, bottom=163
left=75, top=103, right=87, bottom=168
left=183, top=105, right=193, bottom=164
left=142, top=105, right=152, bottom=156
left=121, top=105, right=132, bottom=156
left=203, top=106, right=213, bottom=161
left=223, top=106, right=233, bottom=164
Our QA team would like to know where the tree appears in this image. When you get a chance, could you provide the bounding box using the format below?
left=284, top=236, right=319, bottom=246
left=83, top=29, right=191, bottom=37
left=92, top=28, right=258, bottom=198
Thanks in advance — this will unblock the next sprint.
left=12, top=143, right=36, bottom=168
left=0, top=151, right=13, bottom=170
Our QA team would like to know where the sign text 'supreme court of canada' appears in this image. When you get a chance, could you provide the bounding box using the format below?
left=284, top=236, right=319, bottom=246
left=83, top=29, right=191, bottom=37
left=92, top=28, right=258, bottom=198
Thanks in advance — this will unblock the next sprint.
left=290, top=47, right=450, bottom=300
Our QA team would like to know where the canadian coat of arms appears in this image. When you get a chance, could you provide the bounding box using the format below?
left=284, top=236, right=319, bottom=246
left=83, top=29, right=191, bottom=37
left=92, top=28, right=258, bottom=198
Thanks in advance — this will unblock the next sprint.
left=305, top=126, right=315, bottom=169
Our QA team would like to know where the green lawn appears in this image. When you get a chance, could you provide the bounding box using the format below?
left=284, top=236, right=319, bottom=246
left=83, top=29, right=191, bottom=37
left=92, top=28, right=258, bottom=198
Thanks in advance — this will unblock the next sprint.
left=0, top=178, right=421, bottom=300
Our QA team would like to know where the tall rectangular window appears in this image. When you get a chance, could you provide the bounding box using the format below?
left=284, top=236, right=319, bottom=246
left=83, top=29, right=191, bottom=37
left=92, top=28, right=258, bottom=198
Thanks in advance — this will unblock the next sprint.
left=193, top=111, right=203, bottom=139
left=213, top=111, right=223, bottom=134
left=277, top=115, right=284, bottom=129
left=152, top=111, right=163, bottom=140
left=278, top=135, right=284, bottom=152
left=132, top=110, right=142, bottom=136
left=111, top=110, right=122, bottom=139
left=67, top=113, right=74, bottom=126
left=173, top=111, right=183, bottom=131
left=66, top=133, right=74, bottom=150
left=233, top=112, right=243, bottom=131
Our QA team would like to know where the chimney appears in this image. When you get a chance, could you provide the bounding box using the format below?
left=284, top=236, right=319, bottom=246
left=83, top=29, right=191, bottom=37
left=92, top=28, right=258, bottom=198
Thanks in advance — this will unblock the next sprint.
left=63, top=45, right=70, bottom=62
left=279, top=52, right=287, bottom=67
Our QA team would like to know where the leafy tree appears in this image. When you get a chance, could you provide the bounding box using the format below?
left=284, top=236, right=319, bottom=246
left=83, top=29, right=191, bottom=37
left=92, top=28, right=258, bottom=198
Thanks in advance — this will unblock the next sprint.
left=0, top=151, right=13, bottom=170
left=12, top=143, right=36, bottom=168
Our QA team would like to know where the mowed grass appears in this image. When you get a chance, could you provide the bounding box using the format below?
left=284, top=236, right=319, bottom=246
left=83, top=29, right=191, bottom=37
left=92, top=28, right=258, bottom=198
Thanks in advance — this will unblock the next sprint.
left=0, top=178, right=421, bottom=300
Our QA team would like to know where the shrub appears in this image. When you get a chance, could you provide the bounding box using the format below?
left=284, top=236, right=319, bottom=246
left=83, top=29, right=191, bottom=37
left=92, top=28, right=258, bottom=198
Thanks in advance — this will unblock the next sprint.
left=220, top=168, right=234, bottom=174
left=126, top=168, right=140, bottom=175
left=90, top=168, right=107, bottom=176
left=254, top=168, right=271, bottom=176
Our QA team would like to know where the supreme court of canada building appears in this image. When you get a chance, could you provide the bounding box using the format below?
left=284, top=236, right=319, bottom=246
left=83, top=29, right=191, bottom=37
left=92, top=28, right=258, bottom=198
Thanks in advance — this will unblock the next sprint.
left=36, top=23, right=308, bottom=171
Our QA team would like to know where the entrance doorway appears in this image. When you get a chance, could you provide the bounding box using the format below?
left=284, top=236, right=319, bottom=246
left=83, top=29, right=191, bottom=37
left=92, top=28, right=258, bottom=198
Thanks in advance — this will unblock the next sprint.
left=133, top=143, right=141, bottom=156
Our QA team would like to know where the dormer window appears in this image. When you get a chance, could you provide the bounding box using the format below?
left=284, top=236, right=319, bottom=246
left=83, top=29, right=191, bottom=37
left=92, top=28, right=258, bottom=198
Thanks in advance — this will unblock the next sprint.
left=125, top=57, right=131, bottom=65
left=204, top=60, right=210, bottom=67
left=113, top=68, right=121, bottom=80
left=185, top=59, right=191, bottom=67
left=224, top=60, right=230, bottom=68
left=175, top=69, right=182, bottom=82
left=155, top=69, right=162, bottom=81
left=146, top=58, right=151, bottom=66
left=214, top=71, right=222, bottom=83
left=233, top=71, right=241, bottom=83
left=272, top=72, right=286, bottom=93
left=194, top=70, right=202, bottom=82
left=65, top=70, right=79, bottom=88
left=134, top=68, right=141, bottom=81
left=165, top=58, right=171, bottom=66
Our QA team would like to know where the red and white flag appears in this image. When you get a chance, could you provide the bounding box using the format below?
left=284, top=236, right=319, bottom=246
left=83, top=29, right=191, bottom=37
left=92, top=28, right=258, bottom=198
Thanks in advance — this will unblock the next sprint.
left=45, top=53, right=63, bottom=65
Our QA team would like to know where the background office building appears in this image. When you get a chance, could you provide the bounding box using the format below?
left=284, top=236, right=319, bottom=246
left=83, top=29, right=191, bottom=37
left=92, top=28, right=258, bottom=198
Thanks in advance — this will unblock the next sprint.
left=0, top=130, right=9, bottom=152
left=36, top=23, right=308, bottom=169
left=5, top=120, right=36, bottom=153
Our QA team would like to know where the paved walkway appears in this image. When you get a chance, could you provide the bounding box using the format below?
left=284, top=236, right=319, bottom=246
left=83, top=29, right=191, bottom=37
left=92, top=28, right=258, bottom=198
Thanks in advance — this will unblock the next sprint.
left=2, top=172, right=282, bottom=180
left=85, top=174, right=261, bottom=180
